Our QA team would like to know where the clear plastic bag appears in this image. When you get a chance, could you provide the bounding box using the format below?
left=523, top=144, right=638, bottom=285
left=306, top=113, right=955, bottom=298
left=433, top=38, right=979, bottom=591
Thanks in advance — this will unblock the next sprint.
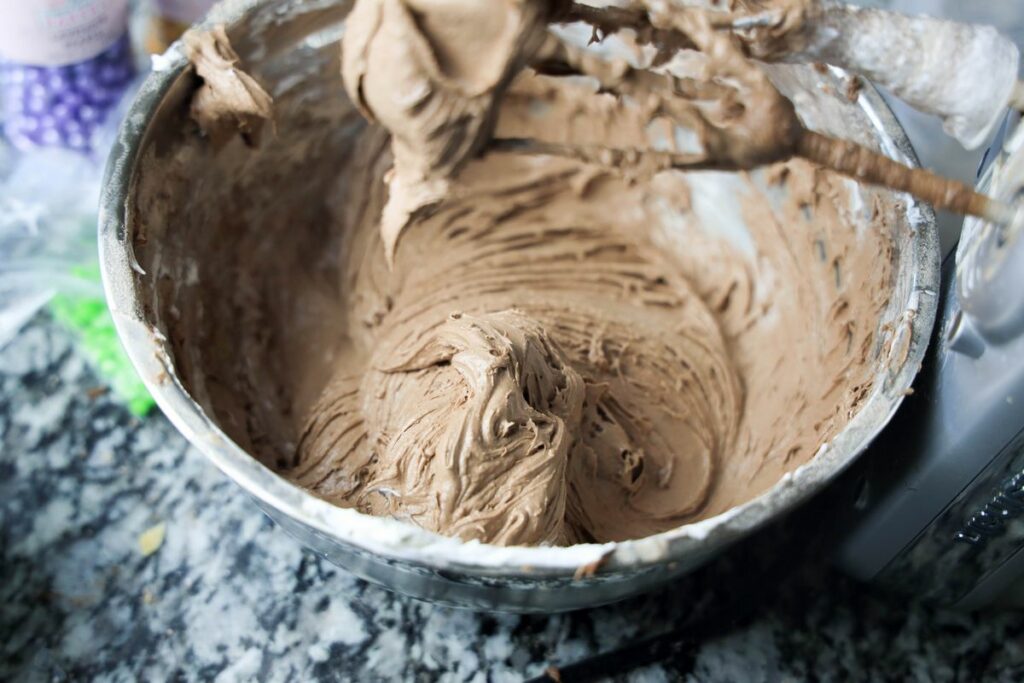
left=0, top=76, right=140, bottom=349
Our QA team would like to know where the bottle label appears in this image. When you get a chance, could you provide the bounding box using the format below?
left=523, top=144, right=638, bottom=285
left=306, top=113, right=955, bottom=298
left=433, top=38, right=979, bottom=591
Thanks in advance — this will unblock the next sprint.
left=0, top=0, right=131, bottom=66
left=155, top=0, right=216, bottom=25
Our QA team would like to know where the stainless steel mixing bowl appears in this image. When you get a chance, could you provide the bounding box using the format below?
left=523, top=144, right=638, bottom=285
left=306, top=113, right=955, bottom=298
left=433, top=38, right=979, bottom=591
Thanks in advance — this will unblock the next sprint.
left=99, top=0, right=939, bottom=612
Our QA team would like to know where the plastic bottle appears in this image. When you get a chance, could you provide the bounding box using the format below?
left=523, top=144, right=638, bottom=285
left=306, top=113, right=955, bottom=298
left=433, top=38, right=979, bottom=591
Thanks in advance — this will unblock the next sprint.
left=0, top=1, right=136, bottom=152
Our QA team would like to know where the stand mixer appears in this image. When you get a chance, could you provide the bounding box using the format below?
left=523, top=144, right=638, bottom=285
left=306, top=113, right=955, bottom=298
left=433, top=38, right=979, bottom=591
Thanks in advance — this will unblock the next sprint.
left=335, top=0, right=1024, bottom=606
left=340, top=0, right=1024, bottom=607
left=836, top=110, right=1024, bottom=609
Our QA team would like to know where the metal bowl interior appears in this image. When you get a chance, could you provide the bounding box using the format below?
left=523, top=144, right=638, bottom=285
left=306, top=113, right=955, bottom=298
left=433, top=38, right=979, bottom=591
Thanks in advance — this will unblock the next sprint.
left=99, top=0, right=939, bottom=611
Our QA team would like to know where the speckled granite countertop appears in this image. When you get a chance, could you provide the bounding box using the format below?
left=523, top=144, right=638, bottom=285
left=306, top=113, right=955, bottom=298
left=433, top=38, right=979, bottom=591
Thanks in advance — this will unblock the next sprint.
left=2, top=317, right=1023, bottom=682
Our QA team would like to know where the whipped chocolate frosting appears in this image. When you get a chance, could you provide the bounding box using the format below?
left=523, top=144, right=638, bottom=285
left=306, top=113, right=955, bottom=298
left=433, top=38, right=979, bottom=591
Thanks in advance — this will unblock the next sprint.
left=161, top=10, right=896, bottom=547
left=183, top=25, right=273, bottom=147
left=283, top=100, right=892, bottom=545
left=339, top=1, right=811, bottom=261
left=341, top=0, right=556, bottom=263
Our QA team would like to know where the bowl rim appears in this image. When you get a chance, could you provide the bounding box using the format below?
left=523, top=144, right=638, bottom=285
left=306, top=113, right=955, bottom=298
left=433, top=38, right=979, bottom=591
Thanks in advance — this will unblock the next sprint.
left=98, top=0, right=940, bottom=578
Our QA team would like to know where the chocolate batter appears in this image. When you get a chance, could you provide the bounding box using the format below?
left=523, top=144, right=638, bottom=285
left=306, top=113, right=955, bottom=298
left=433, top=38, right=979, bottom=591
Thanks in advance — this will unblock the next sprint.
left=183, top=25, right=273, bottom=148
left=163, top=14, right=896, bottom=547
left=282, top=94, right=892, bottom=545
